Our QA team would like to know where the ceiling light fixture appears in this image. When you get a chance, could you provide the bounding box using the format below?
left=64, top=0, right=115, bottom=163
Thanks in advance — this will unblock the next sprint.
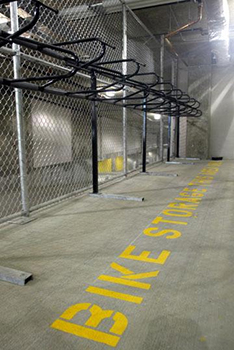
left=105, top=90, right=116, bottom=97
left=153, top=113, right=161, bottom=120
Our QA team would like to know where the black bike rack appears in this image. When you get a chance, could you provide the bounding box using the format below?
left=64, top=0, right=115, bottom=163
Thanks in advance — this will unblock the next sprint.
left=0, top=0, right=203, bottom=193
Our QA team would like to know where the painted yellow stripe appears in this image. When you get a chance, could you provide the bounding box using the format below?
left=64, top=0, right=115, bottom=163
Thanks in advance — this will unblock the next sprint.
left=98, top=159, right=112, bottom=173
left=111, top=262, right=133, bottom=275
left=115, top=156, right=124, bottom=172
left=86, top=286, right=143, bottom=304
left=119, top=246, right=171, bottom=265
left=98, top=275, right=151, bottom=290
left=152, top=217, right=188, bottom=225
left=175, top=197, right=201, bottom=204
left=124, top=271, right=159, bottom=280
left=51, top=319, right=120, bottom=347
left=168, top=203, right=198, bottom=210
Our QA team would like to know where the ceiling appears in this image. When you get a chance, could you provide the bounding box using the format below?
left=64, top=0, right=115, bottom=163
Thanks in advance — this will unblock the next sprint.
left=134, top=0, right=233, bottom=66
left=0, top=0, right=231, bottom=67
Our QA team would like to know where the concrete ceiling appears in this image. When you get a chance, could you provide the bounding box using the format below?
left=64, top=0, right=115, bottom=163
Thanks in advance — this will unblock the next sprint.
left=134, top=0, right=231, bottom=66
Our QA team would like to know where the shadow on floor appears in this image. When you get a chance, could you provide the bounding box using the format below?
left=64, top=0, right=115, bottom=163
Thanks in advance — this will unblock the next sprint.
left=142, top=315, right=209, bottom=350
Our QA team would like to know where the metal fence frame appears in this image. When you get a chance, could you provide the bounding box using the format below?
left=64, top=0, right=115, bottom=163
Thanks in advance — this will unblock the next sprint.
left=0, top=0, right=179, bottom=224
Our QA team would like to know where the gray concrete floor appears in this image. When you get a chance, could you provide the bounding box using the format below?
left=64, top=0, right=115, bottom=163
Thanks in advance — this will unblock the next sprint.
left=0, top=161, right=233, bottom=350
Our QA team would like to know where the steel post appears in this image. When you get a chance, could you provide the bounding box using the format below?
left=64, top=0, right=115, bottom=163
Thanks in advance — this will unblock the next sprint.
left=176, top=114, right=180, bottom=158
left=160, top=35, right=165, bottom=161
left=10, top=1, right=29, bottom=216
left=122, top=3, right=128, bottom=176
left=142, top=93, right=147, bottom=173
left=171, top=58, right=178, bottom=158
left=167, top=106, right=172, bottom=162
left=91, top=71, right=98, bottom=194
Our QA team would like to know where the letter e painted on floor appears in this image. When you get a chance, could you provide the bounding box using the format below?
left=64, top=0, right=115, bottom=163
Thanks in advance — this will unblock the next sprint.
left=119, top=245, right=170, bottom=264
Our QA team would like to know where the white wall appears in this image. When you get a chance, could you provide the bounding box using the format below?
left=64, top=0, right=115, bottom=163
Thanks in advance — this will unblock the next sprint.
left=211, top=65, right=234, bottom=159
left=32, top=100, right=72, bottom=168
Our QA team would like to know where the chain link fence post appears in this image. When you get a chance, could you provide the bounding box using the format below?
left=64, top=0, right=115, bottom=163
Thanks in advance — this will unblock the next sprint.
left=160, top=35, right=164, bottom=162
left=171, top=58, right=178, bottom=159
left=0, top=0, right=179, bottom=222
left=122, top=2, right=128, bottom=176
left=10, top=1, right=29, bottom=217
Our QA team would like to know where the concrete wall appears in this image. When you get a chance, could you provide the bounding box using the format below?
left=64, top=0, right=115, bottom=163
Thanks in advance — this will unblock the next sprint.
left=210, top=65, right=234, bottom=159
left=187, top=65, right=211, bottom=159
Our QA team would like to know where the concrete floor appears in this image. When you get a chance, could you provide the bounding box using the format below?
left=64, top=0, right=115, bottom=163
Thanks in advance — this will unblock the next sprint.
left=0, top=160, right=233, bottom=350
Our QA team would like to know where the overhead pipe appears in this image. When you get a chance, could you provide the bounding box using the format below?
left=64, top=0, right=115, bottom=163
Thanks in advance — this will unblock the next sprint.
left=165, top=0, right=203, bottom=59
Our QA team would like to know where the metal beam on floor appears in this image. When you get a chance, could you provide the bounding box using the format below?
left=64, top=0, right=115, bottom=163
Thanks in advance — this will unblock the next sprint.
left=0, top=266, right=32, bottom=286
left=89, top=193, right=144, bottom=202
left=139, top=172, right=178, bottom=177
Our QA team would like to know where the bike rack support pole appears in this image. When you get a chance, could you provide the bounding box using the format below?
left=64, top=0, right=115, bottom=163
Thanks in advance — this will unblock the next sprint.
left=176, top=114, right=180, bottom=158
left=142, top=92, right=148, bottom=173
left=167, top=105, right=171, bottom=163
left=91, top=71, right=99, bottom=194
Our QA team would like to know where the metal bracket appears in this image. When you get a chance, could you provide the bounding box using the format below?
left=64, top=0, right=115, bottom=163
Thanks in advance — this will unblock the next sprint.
left=140, top=172, right=178, bottom=177
left=166, top=161, right=195, bottom=165
left=0, top=266, right=32, bottom=286
left=90, top=193, right=144, bottom=202
left=176, top=157, right=200, bottom=161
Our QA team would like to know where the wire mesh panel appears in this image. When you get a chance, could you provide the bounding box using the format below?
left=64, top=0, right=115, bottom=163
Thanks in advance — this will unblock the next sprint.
left=126, top=7, right=161, bottom=78
left=164, top=50, right=173, bottom=83
left=163, top=116, right=169, bottom=160
left=126, top=7, right=163, bottom=170
left=178, top=60, right=189, bottom=158
left=0, top=55, right=23, bottom=220
left=147, top=118, right=160, bottom=164
left=23, top=91, right=92, bottom=208
left=18, top=0, right=123, bottom=65
left=179, top=117, right=187, bottom=158
left=170, top=116, right=176, bottom=158
left=0, top=0, right=175, bottom=221
left=3, top=0, right=124, bottom=211
left=127, top=110, right=142, bottom=172
left=97, top=103, right=123, bottom=183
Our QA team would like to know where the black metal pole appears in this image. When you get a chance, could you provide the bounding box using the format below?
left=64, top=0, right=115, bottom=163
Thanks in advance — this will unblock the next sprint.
left=142, top=92, right=147, bottom=173
left=176, top=114, right=180, bottom=158
left=91, top=71, right=98, bottom=194
left=167, top=104, right=171, bottom=162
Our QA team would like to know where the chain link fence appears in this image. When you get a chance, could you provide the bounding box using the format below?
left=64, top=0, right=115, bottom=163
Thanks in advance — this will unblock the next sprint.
left=126, top=6, right=164, bottom=171
left=163, top=117, right=169, bottom=160
left=0, top=0, right=175, bottom=222
left=97, top=103, right=123, bottom=182
left=25, top=92, right=93, bottom=209
left=147, top=117, right=161, bottom=164
left=177, top=60, right=189, bottom=158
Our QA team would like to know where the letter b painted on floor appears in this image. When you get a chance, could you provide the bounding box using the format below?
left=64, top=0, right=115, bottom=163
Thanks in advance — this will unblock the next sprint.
left=51, top=303, right=128, bottom=347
